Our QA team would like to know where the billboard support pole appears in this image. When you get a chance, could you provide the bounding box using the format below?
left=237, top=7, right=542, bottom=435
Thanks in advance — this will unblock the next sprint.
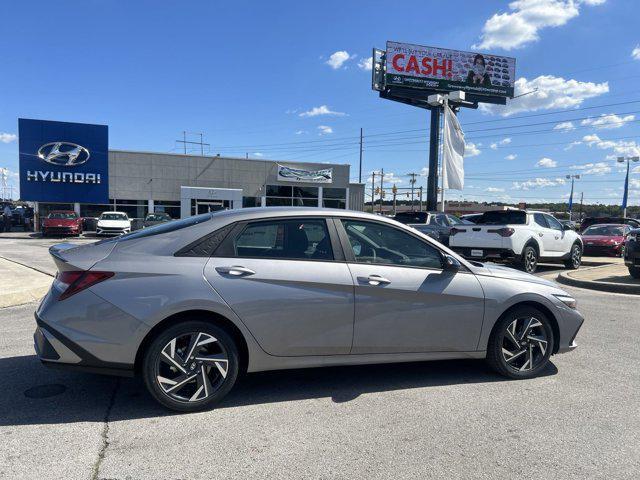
left=426, top=106, right=441, bottom=211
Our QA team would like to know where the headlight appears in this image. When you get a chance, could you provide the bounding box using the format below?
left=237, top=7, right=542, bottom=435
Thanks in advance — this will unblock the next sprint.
left=554, top=294, right=577, bottom=309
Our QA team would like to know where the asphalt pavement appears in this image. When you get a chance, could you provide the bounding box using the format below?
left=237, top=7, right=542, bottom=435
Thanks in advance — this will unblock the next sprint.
left=2, top=286, right=639, bottom=479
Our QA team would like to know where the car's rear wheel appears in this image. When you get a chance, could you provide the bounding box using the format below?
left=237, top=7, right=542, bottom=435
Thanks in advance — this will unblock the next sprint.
left=518, top=245, right=538, bottom=273
left=486, top=306, right=554, bottom=379
left=629, top=266, right=640, bottom=279
left=563, top=243, right=582, bottom=270
left=142, top=321, right=239, bottom=412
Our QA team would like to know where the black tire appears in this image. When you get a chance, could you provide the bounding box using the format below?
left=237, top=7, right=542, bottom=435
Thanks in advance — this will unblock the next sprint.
left=563, top=242, right=582, bottom=270
left=518, top=245, right=538, bottom=273
left=142, top=320, right=239, bottom=412
left=629, top=266, right=640, bottom=279
left=486, top=306, right=554, bottom=379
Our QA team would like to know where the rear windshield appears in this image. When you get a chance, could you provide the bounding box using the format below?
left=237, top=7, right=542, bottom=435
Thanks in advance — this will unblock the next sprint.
left=48, top=212, right=76, bottom=219
left=97, top=213, right=213, bottom=244
left=476, top=211, right=527, bottom=225
left=394, top=212, right=428, bottom=224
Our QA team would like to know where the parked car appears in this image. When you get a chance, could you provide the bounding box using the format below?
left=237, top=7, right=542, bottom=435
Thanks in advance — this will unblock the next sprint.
left=560, top=220, right=578, bottom=231
left=623, top=228, right=640, bottom=278
left=96, top=211, right=131, bottom=236
left=397, top=211, right=468, bottom=246
left=42, top=211, right=82, bottom=237
left=581, top=224, right=630, bottom=257
left=11, top=205, right=34, bottom=231
left=449, top=209, right=582, bottom=273
left=579, top=216, right=640, bottom=233
left=35, top=207, right=584, bottom=412
left=143, top=212, right=172, bottom=228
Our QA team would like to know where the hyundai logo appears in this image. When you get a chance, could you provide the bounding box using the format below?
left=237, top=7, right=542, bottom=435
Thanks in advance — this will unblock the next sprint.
left=37, top=142, right=90, bottom=167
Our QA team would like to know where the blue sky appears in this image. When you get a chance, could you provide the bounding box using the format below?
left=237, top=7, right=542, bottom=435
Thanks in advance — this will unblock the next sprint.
left=1, top=0, right=639, bottom=205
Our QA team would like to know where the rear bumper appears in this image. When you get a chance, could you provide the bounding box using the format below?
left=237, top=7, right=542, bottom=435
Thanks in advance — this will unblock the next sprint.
left=451, top=247, right=517, bottom=262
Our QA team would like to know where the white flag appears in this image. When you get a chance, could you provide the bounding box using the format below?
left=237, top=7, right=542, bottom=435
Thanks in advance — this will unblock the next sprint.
left=442, top=102, right=465, bottom=190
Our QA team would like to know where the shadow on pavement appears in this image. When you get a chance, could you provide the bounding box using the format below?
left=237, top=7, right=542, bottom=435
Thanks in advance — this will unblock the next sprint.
left=0, top=354, right=557, bottom=425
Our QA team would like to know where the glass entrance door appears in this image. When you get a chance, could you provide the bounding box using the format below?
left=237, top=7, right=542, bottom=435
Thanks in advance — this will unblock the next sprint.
left=193, top=200, right=229, bottom=215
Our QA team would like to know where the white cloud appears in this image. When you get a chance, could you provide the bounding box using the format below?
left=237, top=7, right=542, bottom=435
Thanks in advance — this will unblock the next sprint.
left=632, top=44, right=640, bottom=60
left=505, top=154, right=518, bottom=160
left=570, top=161, right=612, bottom=175
left=633, top=165, right=640, bottom=174
left=299, top=105, right=346, bottom=117
left=564, top=140, right=582, bottom=150
left=480, top=75, right=609, bottom=116
left=317, top=125, right=333, bottom=135
left=485, top=187, right=505, bottom=192
left=512, top=176, right=566, bottom=190
left=357, top=56, right=373, bottom=71
left=465, top=142, right=481, bottom=157
left=472, top=0, right=605, bottom=51
left=295, top=130, right=307, bottom=135
left=580, top=113, right=635, bottom=130
left=554, top=121, right=575, bottom=132
left=253, top=152, right=263, bottom=157
left=325, top=51, right=353, bottom=69
left=365, top=171, right=404, bottom=187
left=0, top=133, right=17, bottom=143
left=536, top=157, right=557, bottom=168
left=582, top=133, right=640, bottom=157
left=490, top=137, right=511, bottom=149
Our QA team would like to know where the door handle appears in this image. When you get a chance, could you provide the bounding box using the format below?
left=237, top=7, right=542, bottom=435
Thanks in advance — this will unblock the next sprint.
left=538, top=232, right=544, bottom=237
left=555, top=236, right=559, bottom=240
left=216, top=266, right=256, bottom=276
left=366, top=274, right=391, bottom=286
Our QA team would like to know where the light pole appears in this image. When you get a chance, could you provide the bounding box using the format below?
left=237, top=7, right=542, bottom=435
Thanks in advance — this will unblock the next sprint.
left=617, top=156, right=639, bottom=218
left=565, top=174, right=580, bottom=221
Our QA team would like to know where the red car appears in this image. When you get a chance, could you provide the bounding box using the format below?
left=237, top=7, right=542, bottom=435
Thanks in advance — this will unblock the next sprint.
left=581, top=223, right=630, bottom=257
left=42, top=210, right=83, bottom=237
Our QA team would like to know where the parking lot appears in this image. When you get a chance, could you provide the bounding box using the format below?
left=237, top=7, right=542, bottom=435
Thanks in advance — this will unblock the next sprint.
left=1, top=236, right=639, bottom=479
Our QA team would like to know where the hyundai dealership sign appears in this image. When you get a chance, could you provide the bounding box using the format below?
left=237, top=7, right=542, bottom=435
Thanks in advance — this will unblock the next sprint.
left=19, top=118, right=109, bottom=203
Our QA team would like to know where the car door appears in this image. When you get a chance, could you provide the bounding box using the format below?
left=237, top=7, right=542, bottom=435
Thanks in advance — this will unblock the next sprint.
left=336, top=218, right=485, bottom=354
left=532, top=213, right=556, bottom=255
left=543, top=214, right=569, bottom=254
left=204, top=217, right=354, bottom=356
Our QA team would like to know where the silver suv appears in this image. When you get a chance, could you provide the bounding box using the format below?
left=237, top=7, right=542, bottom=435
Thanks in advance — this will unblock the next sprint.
left=34, top=208, right=584, bottom=412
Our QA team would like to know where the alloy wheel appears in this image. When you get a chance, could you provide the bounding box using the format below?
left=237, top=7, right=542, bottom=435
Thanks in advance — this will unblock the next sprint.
left=571, top=245, right=582, bottom=268
left=501, top=317, right=549, bottom=372
left=524, top=249, right=537, bottom=273
left=154, top=332, right=229, bottom=403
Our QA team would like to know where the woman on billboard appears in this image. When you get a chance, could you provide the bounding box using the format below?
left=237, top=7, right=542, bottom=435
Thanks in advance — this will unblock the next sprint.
left=466, top=54, right=492, bottom=86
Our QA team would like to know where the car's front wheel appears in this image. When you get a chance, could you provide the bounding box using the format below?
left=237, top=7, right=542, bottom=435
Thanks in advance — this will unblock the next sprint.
left=563, top=243, right=582, bottom=270
left=629, top=266, right=640, bottom=279
left=142, top=321, right=239, bottom=412
left=486, top=306, right=554, bottom=379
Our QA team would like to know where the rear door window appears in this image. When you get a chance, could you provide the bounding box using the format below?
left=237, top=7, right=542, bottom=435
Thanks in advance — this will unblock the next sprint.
left=233, top=219, right=333, bottom=260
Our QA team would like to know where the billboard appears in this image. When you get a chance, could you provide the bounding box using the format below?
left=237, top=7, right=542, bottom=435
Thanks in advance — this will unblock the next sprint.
left=277, top=164, right=333, bottom=183
left=384, top=41, right=516, bottom=98
left=19, top=118, right=109, bottom=203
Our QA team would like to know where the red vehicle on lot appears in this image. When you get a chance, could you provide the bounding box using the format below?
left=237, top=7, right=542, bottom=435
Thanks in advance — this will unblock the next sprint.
left=42, top=210, right=83, bottom=237
left=581, top=223, right=630, bottom=257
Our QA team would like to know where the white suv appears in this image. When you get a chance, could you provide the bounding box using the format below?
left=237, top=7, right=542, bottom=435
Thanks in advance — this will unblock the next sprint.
left=448, top=209, right=582, bottom=273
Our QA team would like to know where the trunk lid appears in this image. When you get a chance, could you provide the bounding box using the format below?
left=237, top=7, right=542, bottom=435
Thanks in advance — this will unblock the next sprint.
left=49, top=241, right=118, bottom=273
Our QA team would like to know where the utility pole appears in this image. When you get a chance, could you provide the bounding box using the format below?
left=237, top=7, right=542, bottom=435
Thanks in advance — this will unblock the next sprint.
left=419, top=186, right=423, bottom=212
left=359, top=128, right=363, bottom=183
left=426, top=106, right=441, bottom=211
left=407, top=172, right=418, bottom=211
left=370, top=171, right=376, bottom=213
left=176, top=131, right=210, bottom=156
left=379, top=168, right=385, bottom=214
left=392, top=184, right=397, bottom=216
left=566, top=174, right=580, bottom=221
left=579, top=192, right=584, bottom=222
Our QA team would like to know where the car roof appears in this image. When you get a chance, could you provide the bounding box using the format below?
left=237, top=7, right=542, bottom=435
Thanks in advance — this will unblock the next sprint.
left=101, top=211, right=128, bottom=215
left=49, top=210, right=76, bottom=213
left=584, top=223, right=627, bottom=228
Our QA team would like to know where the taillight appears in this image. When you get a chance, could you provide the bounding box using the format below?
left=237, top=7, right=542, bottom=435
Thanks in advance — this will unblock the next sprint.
left=488, top=227, right=515, bottom=237
left=57, top=270, right=114, bottom=301
left=450, top=228, right=467, bottom=236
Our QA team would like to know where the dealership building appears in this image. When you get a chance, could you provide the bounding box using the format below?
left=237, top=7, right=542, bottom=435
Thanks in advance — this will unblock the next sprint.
left=18, top=119, right=365, bottom=222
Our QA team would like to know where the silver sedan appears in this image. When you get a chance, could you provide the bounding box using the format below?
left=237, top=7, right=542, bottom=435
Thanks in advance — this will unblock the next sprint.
left=34, top=207, right=584, bottom=411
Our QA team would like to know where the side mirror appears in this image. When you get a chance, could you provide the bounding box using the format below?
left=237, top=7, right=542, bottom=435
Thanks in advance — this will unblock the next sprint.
left=443, top=254, right=462, bottom=271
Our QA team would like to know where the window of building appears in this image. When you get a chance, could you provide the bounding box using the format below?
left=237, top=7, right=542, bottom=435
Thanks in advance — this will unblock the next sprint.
left=242, top=196, right=261, bottom=208
left=322, top=187, right=346, bottom=209
left=37, top=203, right=74, bottom=219
left=265, top=185, right=320, bottom=208
left=153, top=201, right=180, bottom=220
left=341, top=220, right=443, bottom=269
left=112, top=199, right=148, bottom=219
left=233, top=219, right=333, bottom=260
left=80, top=204, right=112, bottom=218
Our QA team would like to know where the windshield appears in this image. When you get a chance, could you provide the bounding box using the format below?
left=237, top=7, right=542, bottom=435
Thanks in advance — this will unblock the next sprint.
left=48, top=212, right=76, bottom=219
left=583, top=225, right=625, bottom=236
left=146, top=213, right=170, bottom=221
left=100, top=213, right=128, bottom=221
left=476, top=211, right=526, bottom=225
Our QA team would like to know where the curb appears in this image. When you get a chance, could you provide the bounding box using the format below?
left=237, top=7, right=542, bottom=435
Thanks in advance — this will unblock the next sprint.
left=557, top=265, right=640, bottom=295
